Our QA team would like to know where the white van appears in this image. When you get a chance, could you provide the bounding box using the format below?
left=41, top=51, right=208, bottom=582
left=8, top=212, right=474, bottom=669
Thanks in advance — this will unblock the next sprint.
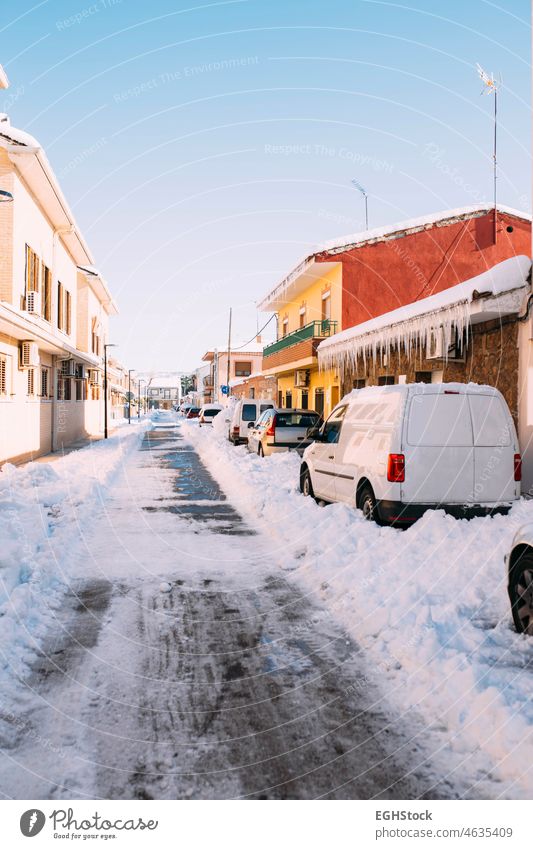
left=300, top=383, right=521, bottom=525
left=228, top=398, right=275, bottom=444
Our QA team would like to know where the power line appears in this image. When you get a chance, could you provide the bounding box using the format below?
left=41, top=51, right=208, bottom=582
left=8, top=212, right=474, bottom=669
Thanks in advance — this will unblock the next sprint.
left=232, top=312, right=276, bottom=350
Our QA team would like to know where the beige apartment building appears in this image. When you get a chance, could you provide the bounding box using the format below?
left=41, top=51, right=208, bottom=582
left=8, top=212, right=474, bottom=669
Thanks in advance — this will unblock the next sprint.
left=202, top=341, right=264, bottom=403
left=0, top=113, right=118, bottom=464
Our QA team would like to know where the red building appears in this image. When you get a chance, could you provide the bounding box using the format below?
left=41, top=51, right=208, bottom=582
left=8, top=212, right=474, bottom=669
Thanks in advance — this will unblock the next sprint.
left=313, top=205, right=530, bottom=329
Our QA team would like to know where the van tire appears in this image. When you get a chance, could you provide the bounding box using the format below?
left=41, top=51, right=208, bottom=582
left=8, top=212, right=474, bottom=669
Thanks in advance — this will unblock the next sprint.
left=301, top=467, right=314, bottom=499
left=509, top=549, right=533, bottom=634
left=358, top=484, right=379, bottom=523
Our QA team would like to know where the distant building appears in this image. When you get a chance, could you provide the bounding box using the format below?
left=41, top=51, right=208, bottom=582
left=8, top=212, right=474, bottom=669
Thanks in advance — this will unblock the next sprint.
left=202, top=340, right=263, bottom=403
left=230, top=372, right=277, bottom=402
left=146, top=374, right=181, bottom=409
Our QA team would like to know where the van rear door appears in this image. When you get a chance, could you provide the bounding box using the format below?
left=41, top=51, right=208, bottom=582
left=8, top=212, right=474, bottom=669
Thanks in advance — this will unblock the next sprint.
left=402, top=392, right=474, bottom=504
left=468, top=393, right=516, bottom=503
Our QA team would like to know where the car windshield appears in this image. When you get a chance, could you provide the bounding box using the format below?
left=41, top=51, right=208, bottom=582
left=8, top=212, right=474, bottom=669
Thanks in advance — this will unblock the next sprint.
left=275, top=412, right=320, bottom=428
left=203, top=409, right=219, bottom=416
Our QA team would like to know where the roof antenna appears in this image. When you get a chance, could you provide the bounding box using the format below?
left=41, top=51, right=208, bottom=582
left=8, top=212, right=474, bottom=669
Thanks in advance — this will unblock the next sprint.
left=351, top=179, right=369, bottom=230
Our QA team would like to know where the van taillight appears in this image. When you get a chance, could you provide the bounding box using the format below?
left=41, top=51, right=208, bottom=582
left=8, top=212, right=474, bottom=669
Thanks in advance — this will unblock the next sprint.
left=233, top=425, right=240, bottom=434
left=266, top=416, right=276, bottom=437
left=387, top=453, right=405, bottom=483
left=514, top=454, right=522, bottom=482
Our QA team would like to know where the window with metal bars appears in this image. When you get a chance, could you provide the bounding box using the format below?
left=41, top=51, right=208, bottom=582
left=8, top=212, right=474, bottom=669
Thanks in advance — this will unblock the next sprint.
left=40, top=367, right=50, bottom=398
left=0, top=355, right=7, bottom=396
left=27, top=368, right=35, bottom=396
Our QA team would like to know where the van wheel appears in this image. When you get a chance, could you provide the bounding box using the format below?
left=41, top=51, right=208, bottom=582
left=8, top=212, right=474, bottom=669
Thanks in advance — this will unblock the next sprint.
left=359, top=485, right=379, bottom=523
left=509, top=549, right=533, bottom=635
left=301, top=468, right=314, bottom=498
left=258, top=444, right=264, bottom=457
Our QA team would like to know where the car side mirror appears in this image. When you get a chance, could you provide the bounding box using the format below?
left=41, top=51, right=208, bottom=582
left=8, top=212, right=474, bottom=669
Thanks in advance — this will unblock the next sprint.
left=307, top=425, right=322, bottom=441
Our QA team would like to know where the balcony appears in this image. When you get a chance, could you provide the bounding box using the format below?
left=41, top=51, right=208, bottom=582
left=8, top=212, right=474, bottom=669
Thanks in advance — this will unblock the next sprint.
left=263, top=320, right=338, bottom=358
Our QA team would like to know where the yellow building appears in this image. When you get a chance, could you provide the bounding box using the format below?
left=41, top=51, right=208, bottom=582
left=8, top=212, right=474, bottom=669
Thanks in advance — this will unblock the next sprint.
left=258, top=259, right=342, bottom=418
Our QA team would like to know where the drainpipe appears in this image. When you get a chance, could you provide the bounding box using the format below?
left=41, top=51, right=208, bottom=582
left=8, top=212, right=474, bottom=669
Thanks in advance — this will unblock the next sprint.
left=51, top=354, right=57, bottom=452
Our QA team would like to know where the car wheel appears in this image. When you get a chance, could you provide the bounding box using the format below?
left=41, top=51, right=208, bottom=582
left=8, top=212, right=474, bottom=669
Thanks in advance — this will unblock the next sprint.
left=509, top=549, right=533, bottom=635
left=358, top=484, right=379, bottom=523
left=258, top=444, right=264, bottom=457
left=301, top=468, right=314, bottom=498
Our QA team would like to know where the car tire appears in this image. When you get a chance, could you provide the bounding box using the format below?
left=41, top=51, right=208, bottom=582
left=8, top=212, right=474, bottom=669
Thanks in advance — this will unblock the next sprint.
left=358, top=484, right=379, bottom=523
left=258, top=444, right=264, bottom=457
left=509, top=549, right=533, bottom=635
left=301, top=467, right=314, bottom=499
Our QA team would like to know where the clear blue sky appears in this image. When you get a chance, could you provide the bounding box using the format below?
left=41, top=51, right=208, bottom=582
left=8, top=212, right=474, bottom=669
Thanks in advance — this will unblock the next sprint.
left=1, top=0, right=530, bottom=371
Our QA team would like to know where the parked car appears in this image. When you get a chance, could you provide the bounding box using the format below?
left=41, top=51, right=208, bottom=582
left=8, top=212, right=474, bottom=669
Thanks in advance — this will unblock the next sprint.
left=185, top=406, right=201, bottom=419
left=228, top=398, right=275, bottom=444
left=199, top=403, right=223, bottom=426
left=248, top=408, right=322, bottom=457
left=300, top=383, right=521, bottom=526
left=505, top=528, right=533, bottom=635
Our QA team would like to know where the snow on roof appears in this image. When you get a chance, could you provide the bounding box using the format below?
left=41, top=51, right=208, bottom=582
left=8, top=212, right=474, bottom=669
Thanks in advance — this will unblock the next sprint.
left=318, top=255, right=532, bottom=373
left=148, top=375, right=181, bottom=388
left=259, top=204, right=531, bottom=310
left=0, top=113, right=39, bottom=148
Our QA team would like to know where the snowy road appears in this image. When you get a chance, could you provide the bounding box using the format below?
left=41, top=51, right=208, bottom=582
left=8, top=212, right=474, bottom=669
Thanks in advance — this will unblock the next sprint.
left=0, top=417, right=452, bottom=800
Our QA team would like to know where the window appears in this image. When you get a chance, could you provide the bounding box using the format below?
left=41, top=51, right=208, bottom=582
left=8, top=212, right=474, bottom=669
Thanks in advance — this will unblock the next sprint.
left=40, top=367, right=50, bottom=398
left=27, top=368, right=35, bottom=397
left=321, top=291, right=331, bottom=322
left=235, top=361, right=252, bottom=377
left=285, top=391, right=292, bottom=408
left=282, top=318, right=289, bottom=337
left=164, top=389, right=171, bottom=399
left=91, top=318, right=101, bottom=356
left=58, top=377, right=72, bottom=401
left=275, top=411, right=320, bottom=428
left=25, top=244, right=40, bottom=294
left=301, top=389, right=309, bottom=410
left=0, top=354, right=7, bottom=396
left=259, top=403, right=274, bottom=414
left=242, top=404, right=257, bottom=422
left=66, top=290, right=72, bottom=335
left=378, top=375, right=395, bottom=386
left=57, top=282, right=64, bottom=330
left=75, top=364, right=86, bottom=401
left=278, top=390, right=283, bottom=407
left=314, top=387, right=325, bottom=417
left=42, top=266, right=51, bottom=321
left=321, top=405, right=347, bottom=444
left=415, top=371, right=433, bottom=384
left=299, top=307, right=306, bottom=328
left=353, top=379, right=366, bottom=389
left=249, top=387, right=255, bottom=399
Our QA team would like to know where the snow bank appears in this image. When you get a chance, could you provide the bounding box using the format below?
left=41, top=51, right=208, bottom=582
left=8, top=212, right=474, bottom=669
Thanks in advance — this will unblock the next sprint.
left=0, top=422, right=147, bottom=695
left=184, top=421, right=533, bottom=797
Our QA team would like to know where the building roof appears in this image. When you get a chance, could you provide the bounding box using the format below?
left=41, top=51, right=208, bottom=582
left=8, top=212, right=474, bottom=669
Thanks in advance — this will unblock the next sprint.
left=318, top=255, right=532, bottom=372
left=77, top=266, right=118, bottom=316
left=0, top=113, right=94, bottom=267
left=258, top=204, right=532, bottom=312
left=202, top=342, right=264, bottom=361
left=147, top=374, right=181, bottom=389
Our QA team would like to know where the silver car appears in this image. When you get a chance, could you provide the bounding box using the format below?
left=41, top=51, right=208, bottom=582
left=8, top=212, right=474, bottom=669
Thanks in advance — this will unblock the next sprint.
left=506, top=524, right=533, bottom=635
left=247, top=408, right=321, bottom=457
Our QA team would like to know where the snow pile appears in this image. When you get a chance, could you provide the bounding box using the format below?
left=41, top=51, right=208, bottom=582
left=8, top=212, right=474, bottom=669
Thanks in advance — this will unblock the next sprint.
left=318, top=255, right=531, bottom=375
left=184, top=421, right=533, bottom=797
left=0, top=422, right=147, bottom=693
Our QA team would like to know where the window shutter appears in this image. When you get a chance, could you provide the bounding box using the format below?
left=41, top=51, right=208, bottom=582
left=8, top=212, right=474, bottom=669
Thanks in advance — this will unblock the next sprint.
left=0, top=356, right=6, bottom=395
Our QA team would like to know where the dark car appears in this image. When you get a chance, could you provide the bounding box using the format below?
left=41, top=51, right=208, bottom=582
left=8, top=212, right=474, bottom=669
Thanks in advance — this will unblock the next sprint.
left=185, top=407, right=201, bottom=419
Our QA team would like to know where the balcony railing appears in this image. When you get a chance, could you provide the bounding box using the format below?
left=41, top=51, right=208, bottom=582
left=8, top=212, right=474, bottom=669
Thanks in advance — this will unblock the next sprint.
left=263, top=319, right=338, bottom=358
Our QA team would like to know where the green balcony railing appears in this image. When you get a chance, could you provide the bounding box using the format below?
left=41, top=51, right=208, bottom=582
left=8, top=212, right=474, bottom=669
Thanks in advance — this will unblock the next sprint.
left=263, top=319, right=338, bottom=358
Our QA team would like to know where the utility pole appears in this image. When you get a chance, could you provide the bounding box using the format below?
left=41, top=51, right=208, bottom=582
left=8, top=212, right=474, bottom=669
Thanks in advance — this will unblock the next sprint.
left=226, top=307, right=232, bottom=396
left=476, top=64, right=499, bottom=244
left=128, top=369, right=134, bottom=423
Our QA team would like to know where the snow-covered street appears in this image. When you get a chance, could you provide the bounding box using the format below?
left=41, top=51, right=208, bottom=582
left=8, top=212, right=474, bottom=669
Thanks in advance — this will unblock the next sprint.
left=1, top=412, right=533, bottom=800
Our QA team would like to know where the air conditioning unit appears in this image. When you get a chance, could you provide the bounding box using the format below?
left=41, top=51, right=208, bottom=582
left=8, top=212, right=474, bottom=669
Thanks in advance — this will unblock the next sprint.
left=426, top=328, right=445, bottom=360
left=426, top=327, right=465, bottom=361
left=25, top=290, right=41, bottom=315
left=60, top=358, right=75, bottom=377
left=75, top=364, right=85, bottom=380
left=19, top=340, right=39, bottom=369
left=88, top=369, right=100, bottom=385
left=294, top=369, right=309, bottom=387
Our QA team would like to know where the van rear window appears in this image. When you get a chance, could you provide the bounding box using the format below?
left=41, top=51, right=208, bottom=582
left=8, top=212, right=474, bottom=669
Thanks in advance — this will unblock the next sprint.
left=469, top=395, right=511, bottom=446
left=407, top=394, right=473, bottom=446
left=242, top=404, right=257, bottom=421
left=275, top=412, right=320, bottom=428
left=260, top=404, right=274, bottom=413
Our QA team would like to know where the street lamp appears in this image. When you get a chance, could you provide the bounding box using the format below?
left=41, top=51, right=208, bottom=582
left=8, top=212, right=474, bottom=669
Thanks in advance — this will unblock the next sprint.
left=128, top=369, right=135, bottom=424
left=351, top=179, right=369, bottom=230
left=103, top=343, right=117, bottom=439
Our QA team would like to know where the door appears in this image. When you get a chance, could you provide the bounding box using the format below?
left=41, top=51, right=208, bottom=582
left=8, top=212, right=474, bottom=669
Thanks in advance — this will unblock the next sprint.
left=469, top=393, right=516, bottom=502
left=401, top=392, right=475, bottom=504
left=308, top=406, right=346, bottom=501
